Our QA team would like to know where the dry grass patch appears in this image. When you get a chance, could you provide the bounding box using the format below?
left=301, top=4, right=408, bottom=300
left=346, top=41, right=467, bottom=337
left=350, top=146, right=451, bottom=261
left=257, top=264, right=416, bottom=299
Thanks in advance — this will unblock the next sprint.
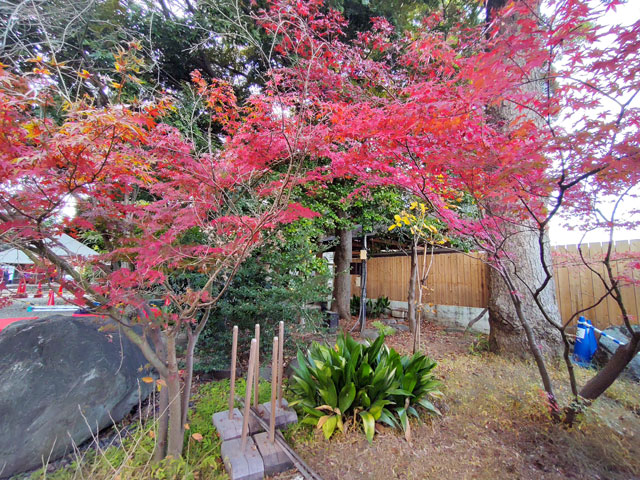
left=280, top=349, right=640, bottom=480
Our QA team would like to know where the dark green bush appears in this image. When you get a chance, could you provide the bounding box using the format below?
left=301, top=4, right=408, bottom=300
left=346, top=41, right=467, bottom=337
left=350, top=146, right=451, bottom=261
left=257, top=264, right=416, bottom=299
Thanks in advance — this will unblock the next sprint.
left=194, top=219, right=331, bottom=372
left=289, top=333, right=441, bottom=442
left=350, top=295, right=391, bottom=318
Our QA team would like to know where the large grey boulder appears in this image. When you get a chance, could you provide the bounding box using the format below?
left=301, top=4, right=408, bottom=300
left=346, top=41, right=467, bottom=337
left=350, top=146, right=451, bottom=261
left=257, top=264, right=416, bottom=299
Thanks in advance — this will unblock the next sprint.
left=594, top=325, right=640, bottom=382
left=0, top=316, right=154, bottom=478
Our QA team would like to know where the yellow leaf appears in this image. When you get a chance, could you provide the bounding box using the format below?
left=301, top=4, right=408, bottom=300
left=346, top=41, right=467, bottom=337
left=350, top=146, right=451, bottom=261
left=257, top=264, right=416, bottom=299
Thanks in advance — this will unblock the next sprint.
left=148, top=430, right=155, bottom=439
left=141, top=376, right=154, bottom=384
left=191, top=433, right=204, bottom=442
left=184, top=423, right=190, bottom=430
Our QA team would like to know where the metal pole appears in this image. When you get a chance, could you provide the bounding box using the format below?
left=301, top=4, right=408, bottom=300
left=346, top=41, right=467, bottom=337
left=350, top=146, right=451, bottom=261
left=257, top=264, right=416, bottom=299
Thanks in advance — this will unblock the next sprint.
left=270, top=336, right=279, bottom=443
left=228, top=325, right=238, bottom=419
left=241, top=338, right=257, bottom=451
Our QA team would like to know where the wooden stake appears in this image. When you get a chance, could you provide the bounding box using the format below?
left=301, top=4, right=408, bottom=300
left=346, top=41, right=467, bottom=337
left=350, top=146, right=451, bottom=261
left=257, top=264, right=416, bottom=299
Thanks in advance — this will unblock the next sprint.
left=228, top=325, right=238, bottom=419
left=270, top=336, right=279, bottom=443
left=241, top=338, right=257, bottom=451
left=277, top=321, right=284, bottom=409
left=253, top=323, right=260, bottom=408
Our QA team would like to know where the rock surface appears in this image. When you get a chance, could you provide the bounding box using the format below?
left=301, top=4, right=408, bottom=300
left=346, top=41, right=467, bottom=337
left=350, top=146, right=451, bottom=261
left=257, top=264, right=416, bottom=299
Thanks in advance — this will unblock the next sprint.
left=0, top=316, right=153, bottom=478
left=594, top=325, right=640, bottom=382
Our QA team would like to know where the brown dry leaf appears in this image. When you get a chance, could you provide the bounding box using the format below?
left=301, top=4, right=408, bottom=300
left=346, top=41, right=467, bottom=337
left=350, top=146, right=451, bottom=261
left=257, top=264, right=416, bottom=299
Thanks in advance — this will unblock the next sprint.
left=191, top=433, right=204, bottom=442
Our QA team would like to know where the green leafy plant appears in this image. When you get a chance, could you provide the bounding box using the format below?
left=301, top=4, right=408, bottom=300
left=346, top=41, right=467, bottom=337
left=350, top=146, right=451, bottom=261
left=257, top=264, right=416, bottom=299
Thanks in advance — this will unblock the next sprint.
left=350, top=294, right=361, bottom=316
left=372, top=320, right=396, bottom=337
left=374, top=296, right=391, bottom=316
left=351, top=295, right=392, bottom=318
left=289, top=333, right=441, bottom=443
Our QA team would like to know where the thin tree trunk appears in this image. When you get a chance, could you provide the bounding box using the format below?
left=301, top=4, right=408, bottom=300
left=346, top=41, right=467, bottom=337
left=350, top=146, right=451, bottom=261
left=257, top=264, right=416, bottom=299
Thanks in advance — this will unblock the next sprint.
left=155, top=378, right=169, bottom=462
left=359, top=235, right=368, bottom=333
left=332, top=217, right=352, bottom=320
left=580, top=333, right=640, bottom=400
left=181, top=329, right=198, bottom=428
left=407, top=242, right=418, bottom=334
left=149, top=328, right=168, bottom=462
left=166, top=334, right=184, bottom=458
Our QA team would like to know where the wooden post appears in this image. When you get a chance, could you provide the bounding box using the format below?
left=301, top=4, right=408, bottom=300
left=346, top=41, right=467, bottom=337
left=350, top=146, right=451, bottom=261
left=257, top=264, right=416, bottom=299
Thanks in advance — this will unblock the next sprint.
left=270, top=336, right=279, bottom=443
left=254, top=323, right=260, bottom=408
left=277, top=321, right=284, bottom=409
left=241, top=339, right=257, bottom=451
left=228, top=325, right=238, bottom=419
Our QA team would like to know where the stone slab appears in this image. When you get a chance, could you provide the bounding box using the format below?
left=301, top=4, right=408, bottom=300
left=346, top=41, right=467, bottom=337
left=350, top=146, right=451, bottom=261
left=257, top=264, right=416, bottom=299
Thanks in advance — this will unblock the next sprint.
left=259, top=400, right=298, bottom=429
left=221, top=437, right=265, bottom=480
left=253, top=431, right=294, bottom=476
left=391, top=309, right=407, bottom=319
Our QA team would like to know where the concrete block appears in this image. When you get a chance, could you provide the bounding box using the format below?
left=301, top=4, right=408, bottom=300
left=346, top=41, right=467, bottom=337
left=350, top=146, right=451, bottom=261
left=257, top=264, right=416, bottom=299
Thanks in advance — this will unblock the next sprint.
left=213, top=408, right=264, bottom=441
left=253, top=432, right=294, bottom=476
left=213, top=409, right=244, bottom=441
left=220, top=437, right=264, bottom=480
left=259, top=399, right=298, bottom=429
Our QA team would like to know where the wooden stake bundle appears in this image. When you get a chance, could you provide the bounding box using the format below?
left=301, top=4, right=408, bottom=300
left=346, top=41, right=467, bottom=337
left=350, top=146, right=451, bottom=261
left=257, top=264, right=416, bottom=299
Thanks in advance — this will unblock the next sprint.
left=277, top=321, right=284, bottom=408
left=270, top=336, right=279, bottom=443
left=236, top=397, right=324, bottom=480
left=253, top=324, right=260, bottom=408
left=228, top=325, right=238, bottom=420
left=241, top=338, right=257, bottom=451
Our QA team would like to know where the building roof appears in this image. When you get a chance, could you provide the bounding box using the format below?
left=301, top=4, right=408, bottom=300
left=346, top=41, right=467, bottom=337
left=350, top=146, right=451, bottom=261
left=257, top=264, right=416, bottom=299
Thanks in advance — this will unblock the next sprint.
left=0, top=234, right=97, bottom=265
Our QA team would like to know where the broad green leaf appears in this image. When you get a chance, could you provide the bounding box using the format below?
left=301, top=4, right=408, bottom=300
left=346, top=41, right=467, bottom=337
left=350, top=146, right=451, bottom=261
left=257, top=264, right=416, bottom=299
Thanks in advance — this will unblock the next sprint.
left=359, top=411, right=375, bottom=443
left=322, top=415, right=338, bottom=440
left=338, top=382, right=356, bottom=413
left=318, top=380, right=338, bottom=407
left=417, top=398, right=441, bottom=416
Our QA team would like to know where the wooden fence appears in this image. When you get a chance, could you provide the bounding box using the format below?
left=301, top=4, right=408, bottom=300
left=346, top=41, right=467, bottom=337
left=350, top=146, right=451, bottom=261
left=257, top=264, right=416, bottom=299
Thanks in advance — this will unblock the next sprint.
left=553, top=240, right=640, bottom=329
left=350, top=251, right=489, bottom=309
left=351, top=240, right=640, bottom=329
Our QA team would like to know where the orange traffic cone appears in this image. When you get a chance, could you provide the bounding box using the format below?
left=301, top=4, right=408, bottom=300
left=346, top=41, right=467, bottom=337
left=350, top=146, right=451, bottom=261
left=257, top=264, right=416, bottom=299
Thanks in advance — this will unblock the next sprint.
left=47, top=289, right=55, bottom=306
left=34, top=282, right=43, bottom=298
left=16, top=277, right=27, bottom=298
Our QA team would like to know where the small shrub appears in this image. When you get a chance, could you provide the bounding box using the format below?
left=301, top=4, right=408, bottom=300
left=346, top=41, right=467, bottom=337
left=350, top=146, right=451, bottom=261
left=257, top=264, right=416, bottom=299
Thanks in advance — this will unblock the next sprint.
left=350, top=294, right=361, bottom=316
left=351, top=295, right=392, bottom=318
left=372, top=320, right=396, bottom=337
left=468, top=334, right=490, bottom=356
left=289, top=333, right=441, bottom=443
left=374, top=296, right=391, bottom=316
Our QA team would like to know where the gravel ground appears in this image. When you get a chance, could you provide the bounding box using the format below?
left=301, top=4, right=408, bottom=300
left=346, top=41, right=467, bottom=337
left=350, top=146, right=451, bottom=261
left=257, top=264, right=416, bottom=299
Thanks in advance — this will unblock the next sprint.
left=1, top=285, right=78, bottom=320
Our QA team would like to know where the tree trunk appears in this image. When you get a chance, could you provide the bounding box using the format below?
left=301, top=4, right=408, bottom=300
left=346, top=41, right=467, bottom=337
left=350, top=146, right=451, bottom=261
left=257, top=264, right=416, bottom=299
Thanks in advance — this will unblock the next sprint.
left=332, top=220, right=352, bottom=320
left=149, top=328, right=168, bottom=462
left=579, top=334, right=640, bottom=400
left=166, top=334, right=184, bottom=458
left=155, top=380, right=169, bottom=462
left=488, top=227, right=563, bottom=357
left=407, top=242, right=418, bottom=334
left=181, top=329, right=199, bottom=428
left=485, top=0, right=562, bottom=358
